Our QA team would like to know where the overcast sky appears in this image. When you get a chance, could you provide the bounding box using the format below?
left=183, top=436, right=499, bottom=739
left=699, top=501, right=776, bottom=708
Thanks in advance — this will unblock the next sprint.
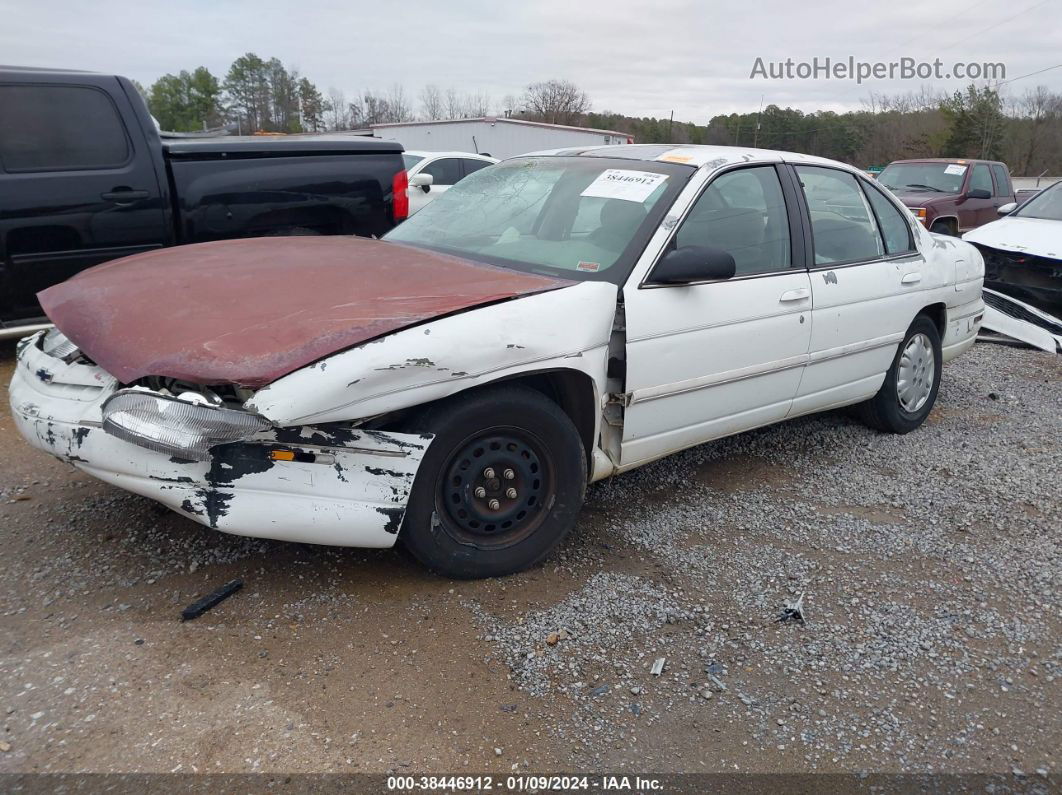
left=2, top=0, right=1060, bottom=120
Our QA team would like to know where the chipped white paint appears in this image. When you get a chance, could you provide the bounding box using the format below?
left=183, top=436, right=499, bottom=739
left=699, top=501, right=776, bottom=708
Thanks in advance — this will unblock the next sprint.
left=10, top=332, right=427, bottom=547
left=249, top=281, right=617, bottom=427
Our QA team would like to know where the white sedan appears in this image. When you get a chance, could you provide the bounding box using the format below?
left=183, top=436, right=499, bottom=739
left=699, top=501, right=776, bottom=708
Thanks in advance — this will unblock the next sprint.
left=402, top=150, right=497, bottom=215
left=10, top=145, right=985, bottom=578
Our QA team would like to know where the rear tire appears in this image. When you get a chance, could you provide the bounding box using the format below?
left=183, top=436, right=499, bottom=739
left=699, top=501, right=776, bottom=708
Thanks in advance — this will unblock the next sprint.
left=858, top=315, right=942, bottom=434
left=399, top=385, right=586, bottom=579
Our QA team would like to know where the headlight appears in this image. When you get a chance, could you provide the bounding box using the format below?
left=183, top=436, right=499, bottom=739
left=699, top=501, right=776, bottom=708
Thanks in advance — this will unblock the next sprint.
left=101, top=390, right=271, bottom=461
left=41, top=328, right=80, bottom=360
left=911, top=207, right=927, bottom=225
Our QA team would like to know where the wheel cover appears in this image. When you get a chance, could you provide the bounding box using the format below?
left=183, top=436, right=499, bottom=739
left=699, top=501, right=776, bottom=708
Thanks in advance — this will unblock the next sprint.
left=438, top=427, right=552, bottom=547
left=896, top=332, right=935, bottom=413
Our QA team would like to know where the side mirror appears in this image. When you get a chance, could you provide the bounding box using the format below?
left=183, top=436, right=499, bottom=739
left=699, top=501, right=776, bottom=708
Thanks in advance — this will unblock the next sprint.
left=410, top=172, right=433, bottom=193
left=966, top=188, right=991, bottom=200
left=997, top=202, right=1017, bottom=216
left=649, top=246, right=736, bottom=285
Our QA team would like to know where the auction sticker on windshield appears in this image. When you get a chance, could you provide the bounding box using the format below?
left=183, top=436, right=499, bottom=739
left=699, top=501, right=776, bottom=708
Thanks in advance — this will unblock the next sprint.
left=581, top=169, right=668, bottom=202
left=944, top=164, right=968, bottom=175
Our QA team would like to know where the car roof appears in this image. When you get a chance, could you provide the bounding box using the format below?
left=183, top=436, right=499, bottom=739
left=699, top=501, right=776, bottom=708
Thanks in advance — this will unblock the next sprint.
left=888, top=157, right=1004, bottom=166
left=516, top=143, right=851, bottom=172
left=403, top=150, right=496, bottom=160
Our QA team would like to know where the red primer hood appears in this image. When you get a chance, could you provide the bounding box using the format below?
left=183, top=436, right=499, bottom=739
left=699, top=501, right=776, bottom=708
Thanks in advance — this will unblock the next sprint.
left=39, top=236, right=571, bottom=388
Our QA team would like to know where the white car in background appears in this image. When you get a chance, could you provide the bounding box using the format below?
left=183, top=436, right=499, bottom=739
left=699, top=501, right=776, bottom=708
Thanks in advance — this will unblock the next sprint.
left=402, top=151, right=498, bottom=215
left=963, top=181, right=1062, bottom=315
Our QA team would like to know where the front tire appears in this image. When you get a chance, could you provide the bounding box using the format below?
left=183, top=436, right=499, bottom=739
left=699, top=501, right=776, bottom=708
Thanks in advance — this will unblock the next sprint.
left=399, top=385, right=586, bottom=579
left=858, top=315, right=942, bottom=434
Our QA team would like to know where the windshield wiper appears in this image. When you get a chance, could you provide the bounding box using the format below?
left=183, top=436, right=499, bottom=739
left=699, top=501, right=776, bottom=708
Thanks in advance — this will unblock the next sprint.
left=904, top=183, right=943, bottom=192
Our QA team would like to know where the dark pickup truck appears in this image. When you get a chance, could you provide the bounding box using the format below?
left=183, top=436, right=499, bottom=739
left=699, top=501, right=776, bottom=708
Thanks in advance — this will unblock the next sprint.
left=876, top=158, right=1016, bottom=237
left=0, top=67, right=408, bottom=338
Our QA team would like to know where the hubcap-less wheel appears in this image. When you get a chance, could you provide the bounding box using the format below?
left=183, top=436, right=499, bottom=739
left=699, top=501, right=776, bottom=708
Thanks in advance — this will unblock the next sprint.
left=440, top=429, right=551, bottom=547
left=896, top=332, right=935, bottom=412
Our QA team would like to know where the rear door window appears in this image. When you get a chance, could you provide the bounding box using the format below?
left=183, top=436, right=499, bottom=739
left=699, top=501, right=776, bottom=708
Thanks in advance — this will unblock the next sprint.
left=460, top=158, right=492, bottom=179
left=862, top=182, right=914, bottom=255
left=990, top=164, right=1010, bottom=196
left=0, top=84, right=130, bottom=171
left=795, top=166, right=885, bottom=265
left=421, top=158, right=463, bottom=187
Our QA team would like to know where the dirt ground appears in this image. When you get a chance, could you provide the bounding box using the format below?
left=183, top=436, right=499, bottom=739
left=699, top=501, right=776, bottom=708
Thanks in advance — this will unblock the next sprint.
left=0, top=339, right=1058, bottom=781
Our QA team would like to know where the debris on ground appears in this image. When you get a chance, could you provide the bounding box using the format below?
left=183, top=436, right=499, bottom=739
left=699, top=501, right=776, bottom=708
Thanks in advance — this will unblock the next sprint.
left=180, top=578, right=244, bottom=621
left=776, top=593, right=806, bottom=624
left=650, top=657, right=666, bottom=676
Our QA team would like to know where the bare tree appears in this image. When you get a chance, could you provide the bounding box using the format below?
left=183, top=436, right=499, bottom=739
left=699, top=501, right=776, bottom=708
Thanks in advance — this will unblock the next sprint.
left=463, top=90, right=492, bottom=118
left=420, top=84, right=443, bottom=120
left=523, top=79, right=590, bottom=125
left=386, top=84, right=413, bottom=123
left=326, top=87, right=349, bottom=130
left=444, top=87, right=464, bottom=120
left=501, top=93, right=519, bottom=118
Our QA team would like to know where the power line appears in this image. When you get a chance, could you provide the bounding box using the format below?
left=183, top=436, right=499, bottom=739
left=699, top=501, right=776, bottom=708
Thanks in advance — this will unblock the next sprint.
left=881, top=0, right=997, bottom=58
left=997, top=62, right=1062, bottom=86
left=935, top=0, right=1054, bottom=54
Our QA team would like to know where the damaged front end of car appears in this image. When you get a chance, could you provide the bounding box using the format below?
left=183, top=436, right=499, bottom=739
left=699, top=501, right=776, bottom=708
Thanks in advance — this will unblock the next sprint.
left=9, top=328, right=431, bottom=547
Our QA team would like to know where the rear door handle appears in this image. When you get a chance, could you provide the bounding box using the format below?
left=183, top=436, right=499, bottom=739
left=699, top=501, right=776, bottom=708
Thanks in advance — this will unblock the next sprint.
left=101, top=189, right=150, bottom=203
left=779, top=288, right=810, bottom=302
left=901, top=272, right=922, bottom=285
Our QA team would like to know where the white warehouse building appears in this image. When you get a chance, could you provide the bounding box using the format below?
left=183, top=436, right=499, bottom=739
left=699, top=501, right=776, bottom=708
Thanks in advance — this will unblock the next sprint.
left=369, top=117, right=633, bottom=160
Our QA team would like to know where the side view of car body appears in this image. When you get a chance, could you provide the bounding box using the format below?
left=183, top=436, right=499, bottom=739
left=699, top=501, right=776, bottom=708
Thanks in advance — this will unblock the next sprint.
left=401, top=150, right=497, bottom=216
left=877, top=157, right=1015, bottom=236
left=10, top=144, right=985, bottom=578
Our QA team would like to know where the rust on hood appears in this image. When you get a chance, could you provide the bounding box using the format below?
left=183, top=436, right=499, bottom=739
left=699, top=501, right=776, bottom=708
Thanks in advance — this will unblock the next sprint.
left=39, top=237, right=572, bottom=388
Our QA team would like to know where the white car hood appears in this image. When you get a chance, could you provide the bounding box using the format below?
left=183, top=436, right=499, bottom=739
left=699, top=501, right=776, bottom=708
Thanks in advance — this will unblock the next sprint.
left=963, top=216, right=1062, bottom=259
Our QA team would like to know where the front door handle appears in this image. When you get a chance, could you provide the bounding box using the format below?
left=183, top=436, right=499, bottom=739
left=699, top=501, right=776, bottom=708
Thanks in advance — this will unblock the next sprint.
left=901, top=272, right=922, bottom=285
left=101, top=189, right=150, bottom=204
left=779, top=288, right=810, bottom=302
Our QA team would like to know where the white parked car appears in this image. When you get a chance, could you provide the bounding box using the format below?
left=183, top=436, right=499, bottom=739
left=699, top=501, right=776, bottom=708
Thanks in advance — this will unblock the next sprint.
left=962, top=180, right=1062, bottom=315
left=11, top=145, right=985, bottom=578
left=402, top=150, right=497, bottom=215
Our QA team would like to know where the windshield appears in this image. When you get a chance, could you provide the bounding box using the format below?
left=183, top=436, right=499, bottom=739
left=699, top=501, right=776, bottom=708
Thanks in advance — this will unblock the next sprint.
left=402, top=153, right=425, bottom=170
left=878, top=162, right=967, bottom=194
left=384, top=156, right=691, bottom=283
left=1014, top=182, right=1062, bottom=221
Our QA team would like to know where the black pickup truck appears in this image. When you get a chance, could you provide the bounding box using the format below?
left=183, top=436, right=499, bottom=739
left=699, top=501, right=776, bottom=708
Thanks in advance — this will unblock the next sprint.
left=0, top=66, right=408, bottom=338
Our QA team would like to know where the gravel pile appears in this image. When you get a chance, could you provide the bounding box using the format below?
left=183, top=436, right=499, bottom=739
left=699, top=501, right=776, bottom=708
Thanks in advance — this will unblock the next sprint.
left=468, top=573, right=696, bottom=697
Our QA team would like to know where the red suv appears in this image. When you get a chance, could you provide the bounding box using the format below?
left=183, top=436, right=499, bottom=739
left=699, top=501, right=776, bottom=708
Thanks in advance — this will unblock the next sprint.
left=877, top=158, right=1016, bottom=236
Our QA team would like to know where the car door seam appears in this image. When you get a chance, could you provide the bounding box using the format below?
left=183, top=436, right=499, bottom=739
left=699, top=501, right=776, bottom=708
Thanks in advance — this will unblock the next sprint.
left=627, top=306, right=807, bottom=343
left=626, top=353, right=809, bottom=405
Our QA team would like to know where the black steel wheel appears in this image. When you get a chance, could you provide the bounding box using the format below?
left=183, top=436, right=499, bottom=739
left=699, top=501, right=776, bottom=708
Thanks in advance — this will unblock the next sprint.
left=399, top=385, right=586, bottom=578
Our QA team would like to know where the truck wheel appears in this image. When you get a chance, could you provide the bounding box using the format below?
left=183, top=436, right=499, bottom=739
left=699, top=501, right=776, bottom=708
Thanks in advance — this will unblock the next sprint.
left=929, top=220, right=955, bottom=236
left=858, top=315, right=942, bottom=434
left=399, top=385, right=586, bottom=579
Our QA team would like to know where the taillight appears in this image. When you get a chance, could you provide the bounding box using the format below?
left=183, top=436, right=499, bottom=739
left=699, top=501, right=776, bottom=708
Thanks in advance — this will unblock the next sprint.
left=392, top=169, right=409, bottom=222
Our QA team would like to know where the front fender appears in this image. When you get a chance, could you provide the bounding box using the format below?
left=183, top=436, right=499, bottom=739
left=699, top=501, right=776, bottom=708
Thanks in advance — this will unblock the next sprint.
left=248, top=281, right=619, bottom=425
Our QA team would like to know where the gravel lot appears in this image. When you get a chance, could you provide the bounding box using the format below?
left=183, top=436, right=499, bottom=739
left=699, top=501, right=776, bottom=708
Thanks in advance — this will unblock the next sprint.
left=0, top=340, right=1058, bottom=780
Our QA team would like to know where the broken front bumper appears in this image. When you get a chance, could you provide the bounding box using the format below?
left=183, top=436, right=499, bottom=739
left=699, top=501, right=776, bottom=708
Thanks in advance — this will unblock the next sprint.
left=8, top=332, right=430, bottom=547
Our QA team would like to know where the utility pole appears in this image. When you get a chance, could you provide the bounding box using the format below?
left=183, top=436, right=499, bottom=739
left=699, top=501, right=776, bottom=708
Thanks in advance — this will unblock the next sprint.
left=754, top=94, right=764, bottom=148
left=668, top=110, right=674, bottom=143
